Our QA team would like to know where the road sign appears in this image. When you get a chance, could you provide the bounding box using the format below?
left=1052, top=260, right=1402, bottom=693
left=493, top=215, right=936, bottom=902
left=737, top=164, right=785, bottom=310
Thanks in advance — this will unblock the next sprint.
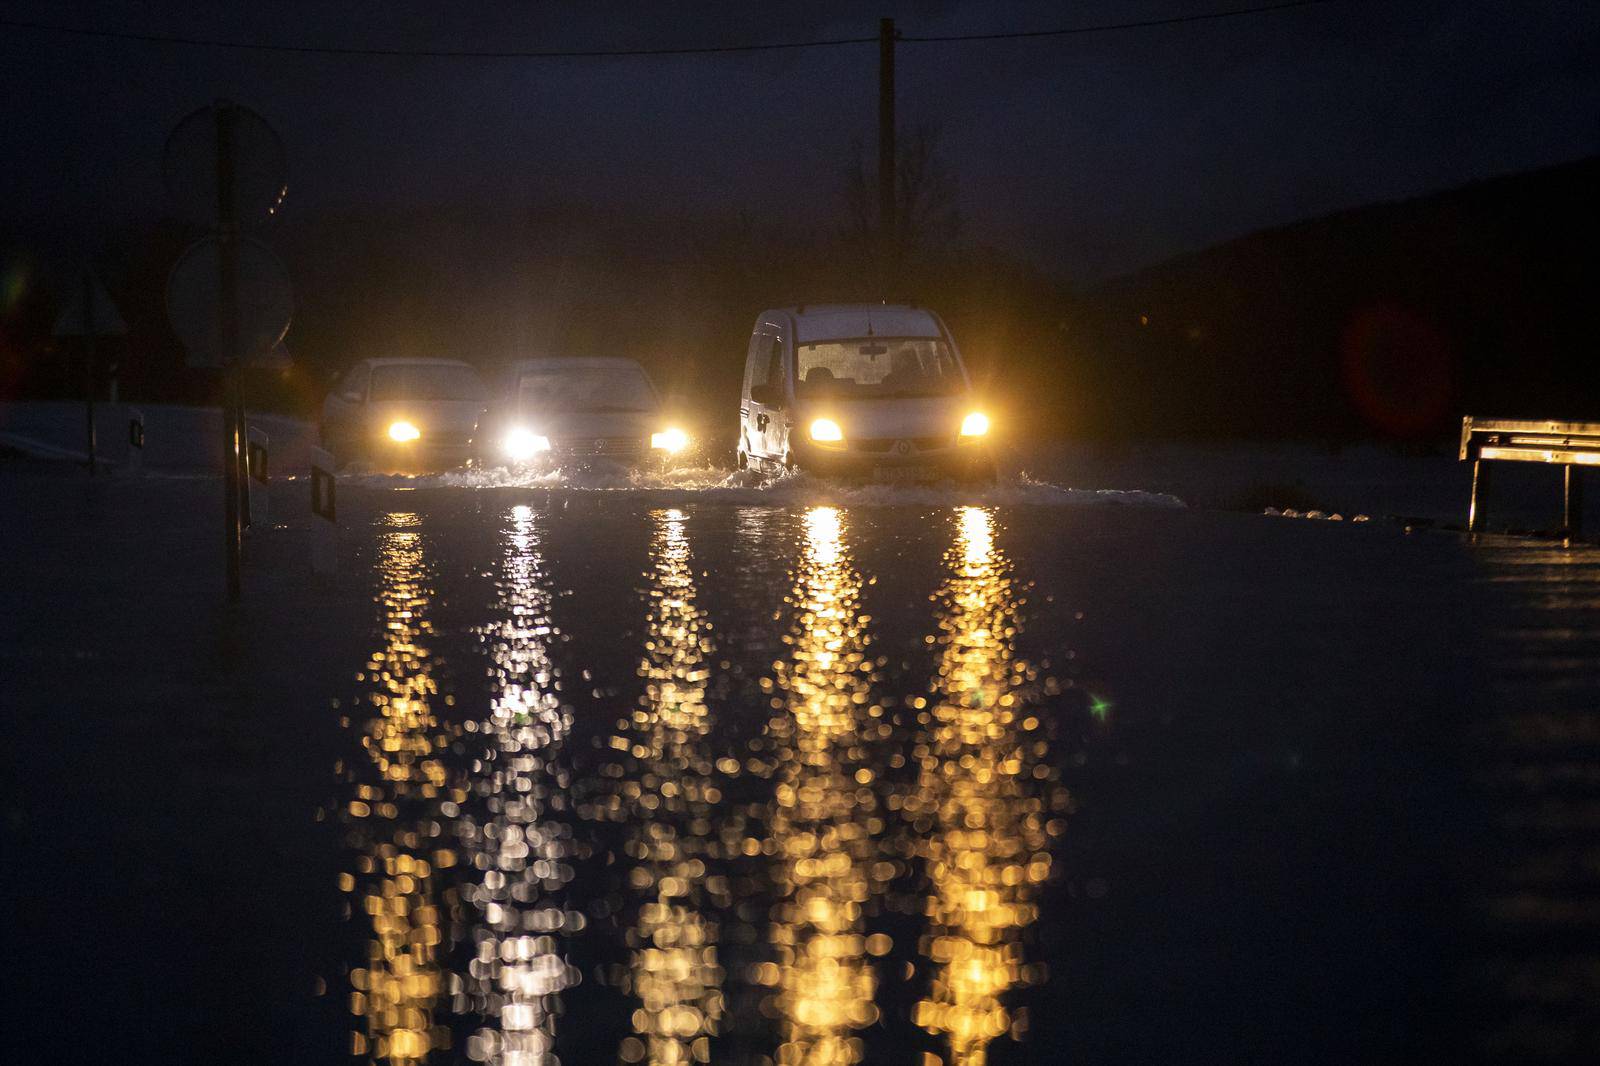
left=166, top=235, right=293, bottom=368
left=52, top=272, right=127, bottom=337
left=163, top=102, right=288, bottom=226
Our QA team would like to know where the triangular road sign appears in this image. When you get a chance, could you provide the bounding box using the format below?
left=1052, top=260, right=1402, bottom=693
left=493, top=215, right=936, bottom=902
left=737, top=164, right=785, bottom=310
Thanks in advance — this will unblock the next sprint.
left=53, top=272, right=128, bottom=337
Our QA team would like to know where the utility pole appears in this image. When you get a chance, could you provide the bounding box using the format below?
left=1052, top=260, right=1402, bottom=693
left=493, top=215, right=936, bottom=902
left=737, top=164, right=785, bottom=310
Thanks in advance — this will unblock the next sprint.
left=878, top=17, right=897, bottom=288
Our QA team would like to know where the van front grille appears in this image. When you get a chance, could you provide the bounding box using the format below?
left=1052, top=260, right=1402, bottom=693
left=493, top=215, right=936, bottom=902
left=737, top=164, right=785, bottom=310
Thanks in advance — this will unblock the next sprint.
left=849, top=436, right=953, bottom=454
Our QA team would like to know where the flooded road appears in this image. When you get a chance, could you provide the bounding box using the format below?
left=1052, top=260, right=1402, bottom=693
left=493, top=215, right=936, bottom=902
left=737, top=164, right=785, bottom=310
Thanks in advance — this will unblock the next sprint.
left=334, top=502, right=1071, bottom=1065
left=6, top=473, right=1600, bottom=1063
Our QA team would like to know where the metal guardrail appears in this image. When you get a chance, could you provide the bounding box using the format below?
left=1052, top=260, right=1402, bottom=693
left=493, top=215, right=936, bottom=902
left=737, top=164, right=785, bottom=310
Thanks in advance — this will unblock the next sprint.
left=1460, top=417, right=1597, bottom=535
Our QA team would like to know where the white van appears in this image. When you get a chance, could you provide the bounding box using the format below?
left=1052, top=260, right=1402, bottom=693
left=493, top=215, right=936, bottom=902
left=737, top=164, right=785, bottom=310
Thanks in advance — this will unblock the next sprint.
left=737, top=304, right=994, bottom=480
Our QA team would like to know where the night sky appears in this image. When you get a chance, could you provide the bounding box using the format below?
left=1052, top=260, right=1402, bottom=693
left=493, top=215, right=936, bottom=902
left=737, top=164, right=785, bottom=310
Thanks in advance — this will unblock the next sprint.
left=3, top=0, right=1597, bottom=280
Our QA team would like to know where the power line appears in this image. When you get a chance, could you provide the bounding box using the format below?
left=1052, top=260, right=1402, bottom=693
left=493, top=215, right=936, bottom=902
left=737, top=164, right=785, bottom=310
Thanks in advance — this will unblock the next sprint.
left=903, top=0, right=1338, bottom=43
left=0, top=18, right=872, bottom=57
left=0, top=2, right=1342, bottom=60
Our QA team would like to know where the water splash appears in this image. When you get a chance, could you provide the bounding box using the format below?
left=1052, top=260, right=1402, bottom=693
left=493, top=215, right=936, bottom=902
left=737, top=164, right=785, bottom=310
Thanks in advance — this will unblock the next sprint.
left=342, top=465, right=1186, bottom=509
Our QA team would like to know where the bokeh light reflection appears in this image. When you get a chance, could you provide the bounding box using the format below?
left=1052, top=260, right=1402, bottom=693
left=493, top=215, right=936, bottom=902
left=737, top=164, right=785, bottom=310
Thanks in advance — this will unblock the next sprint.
left=908, top=507, right=1065, bottom=1065
left=343, top=512, right=451, bottom=1063
left=767, top=506, right=884, bottom=1065
left=456, top=504, right=579, bottom=1065
left=607, top=508, right=727, bottom=1065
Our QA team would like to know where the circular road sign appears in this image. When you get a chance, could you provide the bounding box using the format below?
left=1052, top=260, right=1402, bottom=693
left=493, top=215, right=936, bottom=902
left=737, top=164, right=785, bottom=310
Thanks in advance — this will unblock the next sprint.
left=166, top=236, right=293, bottom=369
left=163, top=102, right=288, bottom=226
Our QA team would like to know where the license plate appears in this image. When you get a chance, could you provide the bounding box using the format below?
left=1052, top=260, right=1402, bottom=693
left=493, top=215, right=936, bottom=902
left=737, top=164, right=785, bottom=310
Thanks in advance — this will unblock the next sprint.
left=874, top=465, right=935, bottom=483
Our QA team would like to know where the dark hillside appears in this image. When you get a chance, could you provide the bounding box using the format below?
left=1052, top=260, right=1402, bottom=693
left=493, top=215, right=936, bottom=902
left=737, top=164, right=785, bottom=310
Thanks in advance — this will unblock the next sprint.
left=1071, top=156, right=1600, bottom=441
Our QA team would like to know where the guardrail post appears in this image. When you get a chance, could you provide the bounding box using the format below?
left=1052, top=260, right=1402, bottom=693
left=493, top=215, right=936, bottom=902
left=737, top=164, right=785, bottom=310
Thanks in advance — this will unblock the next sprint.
left=310, top=446, right=337, bottom=576
left=127, top=409, right=144, bottom=477
left=1468, top=458, right=1491, bottom=532
left=1564, top=464, right=1584, bottom=539
left=246, top=424, right=269, bottom=529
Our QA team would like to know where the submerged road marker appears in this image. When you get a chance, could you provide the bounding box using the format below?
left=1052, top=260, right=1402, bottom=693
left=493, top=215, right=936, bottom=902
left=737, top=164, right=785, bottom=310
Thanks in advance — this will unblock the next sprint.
left=247, top=423, right=269, bottom=528
left=127, top=409, right=144, bottom=477
left=310, top=446, right=337, bottom=576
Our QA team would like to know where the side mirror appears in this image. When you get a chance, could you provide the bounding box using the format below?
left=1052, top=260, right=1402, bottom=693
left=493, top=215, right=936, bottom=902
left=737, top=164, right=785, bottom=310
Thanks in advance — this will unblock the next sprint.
left=750, top=384, right=783, bottom=408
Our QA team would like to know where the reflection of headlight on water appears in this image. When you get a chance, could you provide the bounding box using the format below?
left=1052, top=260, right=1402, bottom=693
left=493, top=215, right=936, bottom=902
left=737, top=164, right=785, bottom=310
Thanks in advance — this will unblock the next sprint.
left=387, top=420, right=421, bottom=442
left=503, top=427, right=551, bottom=461
left=804, top=505, right=843, bottom=562
left=960, top=506, right=994, bottom=565
left=650, top=427, right=689, bottom=454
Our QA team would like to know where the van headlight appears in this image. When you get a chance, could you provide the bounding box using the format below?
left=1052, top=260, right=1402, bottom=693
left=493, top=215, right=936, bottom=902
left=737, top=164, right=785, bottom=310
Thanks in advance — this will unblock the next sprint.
left=387, top=420, right=421, bottom=442
left=960, top=412, right=990, bottom=438
left=650, top=427, right=689, bottom=454
left=503, top=426, right=550, bottom=461
left=809, top=418, right=844, bottom=444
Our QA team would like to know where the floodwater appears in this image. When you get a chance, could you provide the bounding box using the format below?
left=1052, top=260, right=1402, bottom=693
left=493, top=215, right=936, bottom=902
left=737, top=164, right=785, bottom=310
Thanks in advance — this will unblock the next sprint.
left=4, top=470, right=1600, bottom=1064
left=333, top=501, right=1075, bottom=1066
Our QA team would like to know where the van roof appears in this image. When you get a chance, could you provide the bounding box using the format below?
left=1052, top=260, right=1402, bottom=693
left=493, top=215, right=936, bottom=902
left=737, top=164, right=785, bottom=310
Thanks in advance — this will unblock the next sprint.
left=766, top=304, right=945, bottom=345
left=505, top=356, right=646, bottom=372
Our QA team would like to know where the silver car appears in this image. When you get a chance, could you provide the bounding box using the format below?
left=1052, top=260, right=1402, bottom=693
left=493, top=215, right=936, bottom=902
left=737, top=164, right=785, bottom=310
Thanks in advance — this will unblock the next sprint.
left=320, top=358, right=488, bottom=472
left=481, top=357, right=693, bottom=469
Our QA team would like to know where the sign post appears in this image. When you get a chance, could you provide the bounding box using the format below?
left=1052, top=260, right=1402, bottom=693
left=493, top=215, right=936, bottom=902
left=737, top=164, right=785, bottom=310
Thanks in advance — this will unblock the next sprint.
left=52, top=270, right=127, bottom=476
left=83, top=274, right=97, bottom=476
left=163, top=100, right=290, bottom=601
left=218, top=103, right=243, bottom=598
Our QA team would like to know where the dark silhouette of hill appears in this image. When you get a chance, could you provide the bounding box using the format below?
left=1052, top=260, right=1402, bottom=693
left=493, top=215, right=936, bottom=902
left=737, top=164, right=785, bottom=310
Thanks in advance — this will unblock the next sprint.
left=1071, top=156, right=1600, bottom=441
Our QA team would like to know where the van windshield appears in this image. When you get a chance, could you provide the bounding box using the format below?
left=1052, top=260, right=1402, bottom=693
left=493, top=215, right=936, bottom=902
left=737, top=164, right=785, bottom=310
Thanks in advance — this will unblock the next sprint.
left=794, top=338, right=965, bottom=399
left=518, top=366, right=658, bottom=413
left=369, top=364, right=486, bottom=402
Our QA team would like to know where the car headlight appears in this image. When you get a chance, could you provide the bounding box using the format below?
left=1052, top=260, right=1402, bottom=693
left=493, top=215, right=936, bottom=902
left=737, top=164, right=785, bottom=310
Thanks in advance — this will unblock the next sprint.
left=650, top=427, right=689, bottom=454
left=809, top=418, right=844, bottom=444
left=388, top=420, right=421, bottom=442
left=960, top=412, right=990, bottom=438
left=503, top=426, right=551, bottom=461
